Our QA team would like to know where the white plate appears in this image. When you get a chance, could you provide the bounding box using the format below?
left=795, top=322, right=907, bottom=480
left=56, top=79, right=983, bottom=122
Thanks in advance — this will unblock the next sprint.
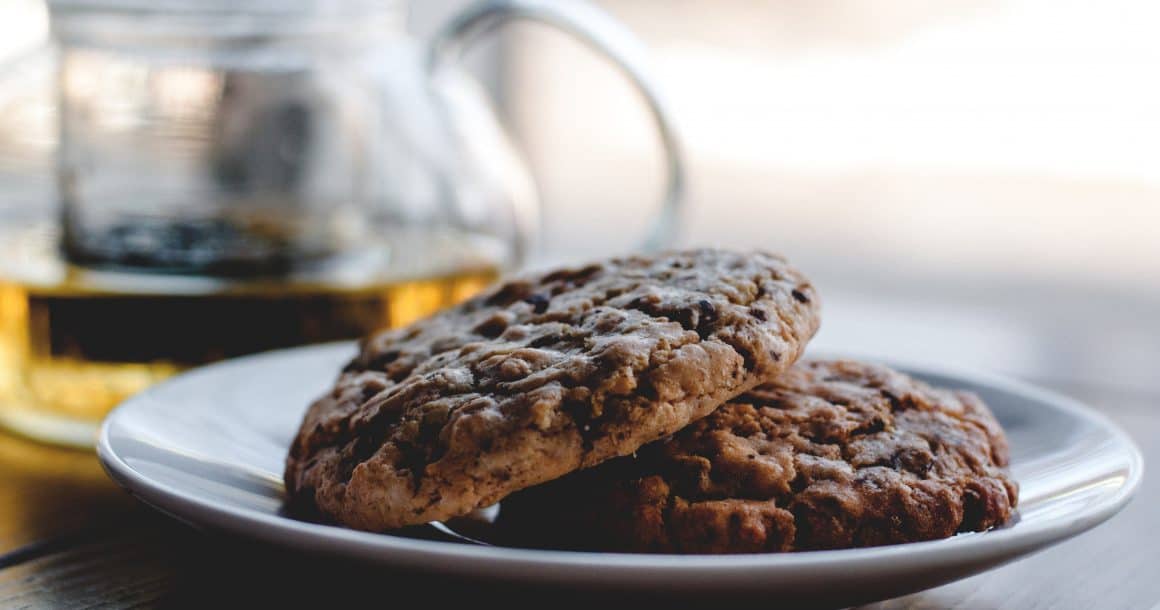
left=98, top=343, right=1142, bottom=607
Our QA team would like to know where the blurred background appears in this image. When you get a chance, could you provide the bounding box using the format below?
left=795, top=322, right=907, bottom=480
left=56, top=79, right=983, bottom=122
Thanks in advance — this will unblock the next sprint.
left=1, top=0, right=1157, bottom=407
left=428, top=0, right=1160, bottom=399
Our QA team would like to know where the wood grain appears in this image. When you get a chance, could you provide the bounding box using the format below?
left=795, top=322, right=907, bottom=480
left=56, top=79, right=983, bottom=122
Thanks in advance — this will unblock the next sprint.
left=0, top=433, right=138, bottom=555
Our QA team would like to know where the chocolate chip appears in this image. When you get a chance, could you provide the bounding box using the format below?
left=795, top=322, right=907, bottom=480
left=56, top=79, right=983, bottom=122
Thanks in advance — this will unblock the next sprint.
left=529, top=334, right=561, bottom=349
left=857, top=416, right=885, bottom=435
left=542, top=264, right=601, bottom=285
left=524, top=293, right=550, bottom=314
left=698, top=299, right=718, bottom=324
left=484, top=281, right=532, bottom=306
left=749, top=306, right=768, bottom=321
left=733, top=343, right=757, bottom=371
left=371, top=349, right=400, bottom=366
left=627, top=295, right=655, bottom=312
left=792, top=288, right=810, bottom=303
left=473, top=316, right=508, bottom=338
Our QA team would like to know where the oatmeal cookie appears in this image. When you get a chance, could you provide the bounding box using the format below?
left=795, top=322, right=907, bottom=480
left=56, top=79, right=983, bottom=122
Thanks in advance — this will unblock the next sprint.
left=498, top=359, right=1018, bottom=553
left=285, top=249, right=821, bottom=530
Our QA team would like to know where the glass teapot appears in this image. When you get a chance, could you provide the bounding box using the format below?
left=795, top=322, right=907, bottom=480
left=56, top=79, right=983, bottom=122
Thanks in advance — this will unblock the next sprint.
left=0, top=0, right=684, bottom=446
left=46, top=0, right=684, bottom=276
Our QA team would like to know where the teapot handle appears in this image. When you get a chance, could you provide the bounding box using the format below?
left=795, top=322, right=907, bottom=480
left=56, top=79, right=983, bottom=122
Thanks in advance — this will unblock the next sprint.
left=427, top=0, right=685, bottom=253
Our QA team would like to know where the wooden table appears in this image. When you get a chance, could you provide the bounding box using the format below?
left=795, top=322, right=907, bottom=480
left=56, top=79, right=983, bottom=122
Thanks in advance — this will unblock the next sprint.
left=0, top=378, right=1155, bottom=609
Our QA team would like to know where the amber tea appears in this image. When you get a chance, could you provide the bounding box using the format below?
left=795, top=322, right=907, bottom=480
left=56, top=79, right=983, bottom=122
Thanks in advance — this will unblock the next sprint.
left=0, top=226, right=501, bottom=446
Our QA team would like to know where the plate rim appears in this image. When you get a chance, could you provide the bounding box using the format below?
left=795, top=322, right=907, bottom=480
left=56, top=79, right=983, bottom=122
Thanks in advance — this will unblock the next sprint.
left=97, top=342, right=1145, bottom=577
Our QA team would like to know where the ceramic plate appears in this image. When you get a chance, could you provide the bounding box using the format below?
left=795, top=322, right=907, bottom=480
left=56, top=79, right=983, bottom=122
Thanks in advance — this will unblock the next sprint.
left=98, top=343, right=1142, bottom=607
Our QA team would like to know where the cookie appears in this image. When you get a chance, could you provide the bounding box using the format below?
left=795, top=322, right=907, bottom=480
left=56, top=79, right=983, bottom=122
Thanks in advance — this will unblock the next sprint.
left=285, top=249, right=821, bottom=530
left=497, top=359, right=1018, bottom=553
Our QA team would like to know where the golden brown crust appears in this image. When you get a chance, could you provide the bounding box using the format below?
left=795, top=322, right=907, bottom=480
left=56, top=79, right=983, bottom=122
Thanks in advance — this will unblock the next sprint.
left=284, top=249, right=821, bottom=530
left=498, top=359, right=1018, bottom=553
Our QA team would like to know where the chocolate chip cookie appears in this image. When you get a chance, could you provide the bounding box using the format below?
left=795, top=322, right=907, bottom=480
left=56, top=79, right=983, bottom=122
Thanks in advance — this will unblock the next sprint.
left=497, top=359, right=1018, bottom=553
left=285, top=249, right=821, bottom=530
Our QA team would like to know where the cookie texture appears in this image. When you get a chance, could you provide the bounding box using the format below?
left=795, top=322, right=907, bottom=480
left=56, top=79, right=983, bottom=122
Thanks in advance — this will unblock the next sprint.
left=498, top=359, right=1018, bottom=553
left=285, top=249, right=820, bottom=530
